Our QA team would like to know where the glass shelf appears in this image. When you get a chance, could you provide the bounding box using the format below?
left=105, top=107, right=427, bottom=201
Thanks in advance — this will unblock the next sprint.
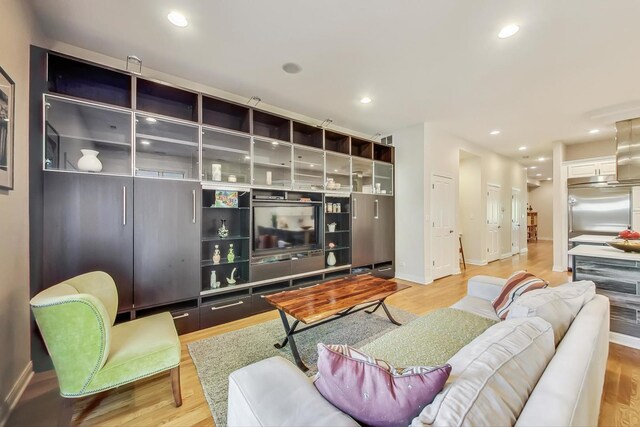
left=202, top=129, right=251, bottom=184
left=326, top=246, right=350, bottom=251
left=134, top=114, right=199, bottom=180
left=293, top=146, right=324, bottom=190
left=374, top=161, right=394, bottom=195
left=252, top=138, right=292, bottom=187
left=201, top=258, right=249, bottom=267
left=326, top=152, right=351, bottom=192
left=202, top=235, right=250, bottom=242
left=351, top=157, right=373, bottom=193
left=44, top=95, right=132, bottom=175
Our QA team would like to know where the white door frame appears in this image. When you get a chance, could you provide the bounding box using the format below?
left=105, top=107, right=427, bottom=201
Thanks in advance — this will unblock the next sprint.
left=486, top=183, right=501, bottom=262
left=511, top=187, right=521, bottom=255
left=430, top=173, right=455, bottom=280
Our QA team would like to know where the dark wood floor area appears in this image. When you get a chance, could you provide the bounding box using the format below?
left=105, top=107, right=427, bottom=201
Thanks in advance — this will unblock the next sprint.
left=8, top=241, right=639, bottom=426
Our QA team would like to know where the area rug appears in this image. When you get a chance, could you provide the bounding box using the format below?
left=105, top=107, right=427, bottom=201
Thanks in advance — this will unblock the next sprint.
left=188, top=306, right=416, bottom=426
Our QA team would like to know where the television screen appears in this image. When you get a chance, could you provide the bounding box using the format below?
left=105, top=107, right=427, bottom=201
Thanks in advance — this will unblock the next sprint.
left=253, top=204, right=318, bottom=252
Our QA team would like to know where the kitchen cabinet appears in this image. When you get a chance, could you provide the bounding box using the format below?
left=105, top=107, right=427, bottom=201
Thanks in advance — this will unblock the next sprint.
left=43, top=172, right=134, bottom=309
left=134, top=178, right=201, bottom=308
left=567, top=157, right=616, bottom=178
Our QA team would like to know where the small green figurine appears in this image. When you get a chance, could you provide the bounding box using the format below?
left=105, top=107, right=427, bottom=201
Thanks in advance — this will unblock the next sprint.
left=227, top=243, right=235, bottom=263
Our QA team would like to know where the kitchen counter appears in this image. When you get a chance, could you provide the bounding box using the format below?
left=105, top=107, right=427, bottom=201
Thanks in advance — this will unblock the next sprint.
left=568, top=244, right=640, bottom=262
left=568, top=235, right=618, bottom=244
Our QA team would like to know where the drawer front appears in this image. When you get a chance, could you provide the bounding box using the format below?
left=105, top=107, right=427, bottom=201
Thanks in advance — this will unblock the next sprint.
left=200, top=296, right=252, bottom=329
left=372, top=265, right=395, bottom=279
left=251, top=293, right=278, bottom=314
left=171, top=307, right=200, bottom=335
left=291, top=255, right=324, bottom=275
left=251, top=260, right=291, bottom=282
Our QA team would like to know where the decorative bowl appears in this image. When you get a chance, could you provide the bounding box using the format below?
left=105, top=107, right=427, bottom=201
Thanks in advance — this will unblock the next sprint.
left=607, top=240, right=640, bottom=253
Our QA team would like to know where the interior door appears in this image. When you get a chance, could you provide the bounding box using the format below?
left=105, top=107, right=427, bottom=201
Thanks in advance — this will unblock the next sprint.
left=487, top=184, right=501, bottom=262
left=431, top=175, right=455, bottom=280
left=43, top=172, right=134, bottom=309
left=351, top=194, right=374, bottom=267
left=511, top=188, right=521, bottom=255
left=374, top=196, right=395, bottom=264
left=134, top=178, right=201, bottom=308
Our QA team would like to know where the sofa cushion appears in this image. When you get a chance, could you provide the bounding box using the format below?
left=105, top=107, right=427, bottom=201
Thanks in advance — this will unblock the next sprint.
left=492, top=271, right=548, bottom=319
left=411, top=317, right=555, bottom=427
left=314, top=344, right=451, bottom=427
left=506, top=280, right=596, bottom=345
left=451, top=296, right=500, bottom=321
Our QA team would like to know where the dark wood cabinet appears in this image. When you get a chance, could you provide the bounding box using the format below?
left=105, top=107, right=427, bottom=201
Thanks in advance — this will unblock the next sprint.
left=351, top=194, right=375, bottom=267
left=133, top=178, right=201, bottom=308
left=43, top=172, right=134, bottom=309
left=374, top=196, right=395, bottom=264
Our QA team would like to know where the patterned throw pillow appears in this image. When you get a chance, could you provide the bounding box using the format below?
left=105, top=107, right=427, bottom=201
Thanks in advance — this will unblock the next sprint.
left=492, top=271, right=549, bottom=320
left=314, top=343, right=451, bottom=427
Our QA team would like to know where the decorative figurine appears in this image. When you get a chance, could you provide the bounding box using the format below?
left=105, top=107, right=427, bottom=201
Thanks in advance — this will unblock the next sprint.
left=227, top=244, right=235, bottom=262
left=218, top=219, right=229, bottom=238
left=212, top=244, right=221, bottom=264
left=227, top=267, right=237, bottom=285
left=210, top=270, right=220, bottom=289
left=327, top=251, right=337, bottom=266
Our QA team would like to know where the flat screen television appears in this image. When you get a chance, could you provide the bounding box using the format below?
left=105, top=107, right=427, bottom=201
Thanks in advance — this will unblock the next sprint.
left=253, top=204, right=319, bottom=253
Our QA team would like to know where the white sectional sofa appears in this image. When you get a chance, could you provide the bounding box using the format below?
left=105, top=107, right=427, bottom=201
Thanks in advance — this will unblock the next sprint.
left=227, top=275, right=610, bottom=426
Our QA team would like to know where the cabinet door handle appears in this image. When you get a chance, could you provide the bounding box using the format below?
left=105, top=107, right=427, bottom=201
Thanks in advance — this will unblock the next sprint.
left=211, top=300, right=244, bottom=311
left=192, top=189, right=196, bottom=224
left=353, top=198, right=357, bottom=219
left=374, top=199, right=379, bottom=219
left=122, top=186, right=127, bottom=226
left=172, top=313, right=189, bottom=320
left=377, top=267, right=392, bottom=272
left=300, top=283, right=320, bottom=289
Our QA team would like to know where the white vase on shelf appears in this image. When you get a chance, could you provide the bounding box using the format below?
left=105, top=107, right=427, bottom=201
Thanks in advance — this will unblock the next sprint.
left=327, top=251, right=336, bottom=266
left=77, top=150, right=102, bottom=172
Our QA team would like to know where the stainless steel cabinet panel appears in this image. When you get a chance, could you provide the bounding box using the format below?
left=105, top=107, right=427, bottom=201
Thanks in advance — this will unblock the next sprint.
left=351, top=194, right=375, bottom=267
left=374, top=196, right=395, bottom=264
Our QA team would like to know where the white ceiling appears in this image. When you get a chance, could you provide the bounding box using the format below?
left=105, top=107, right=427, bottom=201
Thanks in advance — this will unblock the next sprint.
left=30, top=0, right=640, bottom=181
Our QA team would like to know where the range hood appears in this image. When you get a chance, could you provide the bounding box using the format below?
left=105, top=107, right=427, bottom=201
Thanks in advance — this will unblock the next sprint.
left=616, top=118, right=640, bottom=182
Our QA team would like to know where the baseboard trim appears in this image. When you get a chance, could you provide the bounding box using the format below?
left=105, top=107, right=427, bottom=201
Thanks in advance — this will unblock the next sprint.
left=0, top=361, right=33, bottom=427
left=466, top=259, right=487, bottom=266
left=610, top=332, right=640, bottom=349
left=395, top=272, right=430, bottom=285
left=500, top=252, right=513, bottom=260
left=519, top=248, right=528, bottom=254
left=552, top=265, right=566, bottom=272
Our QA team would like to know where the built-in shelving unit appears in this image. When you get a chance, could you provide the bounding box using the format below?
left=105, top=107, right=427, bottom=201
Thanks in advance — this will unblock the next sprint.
left=292, top=121, right=323, bottom=149
left=324, top=130, right=350, bottom=155
left=252, top=110, right=291, bottom=142
left=324, top=195, right=351, bottom=267
left=351, top=137, right=373, bottom=159
left=136, top=78, right=198, bottom=122
left=202, top=96, right=250, bottom=133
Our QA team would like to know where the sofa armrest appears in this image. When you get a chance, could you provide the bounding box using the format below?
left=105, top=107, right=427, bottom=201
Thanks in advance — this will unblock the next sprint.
left=467, top=275, right=506, bottom=301
left=228, top=356, right=358, bottom=427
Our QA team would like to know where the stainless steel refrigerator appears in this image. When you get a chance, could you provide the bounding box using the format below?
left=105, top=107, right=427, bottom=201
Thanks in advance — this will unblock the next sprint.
left=568, top=185, right=632, bottom=239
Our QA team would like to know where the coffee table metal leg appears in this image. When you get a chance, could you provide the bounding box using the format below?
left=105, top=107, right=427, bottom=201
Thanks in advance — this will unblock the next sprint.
left=365, top=301, right=382, bottom=314
left=274, top=310, right=308, bottom=372
left=380, top=301, right=402, bottom=326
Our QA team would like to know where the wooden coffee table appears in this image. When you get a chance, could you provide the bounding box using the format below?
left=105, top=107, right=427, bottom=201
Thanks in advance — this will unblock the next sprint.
left=264, top=274, right=410, bottom=371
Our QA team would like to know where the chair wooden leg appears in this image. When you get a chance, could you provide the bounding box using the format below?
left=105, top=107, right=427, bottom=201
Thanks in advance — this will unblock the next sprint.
left=58, top=396, right=74, bottom=427
left=171, top=366, right=182, bottom=407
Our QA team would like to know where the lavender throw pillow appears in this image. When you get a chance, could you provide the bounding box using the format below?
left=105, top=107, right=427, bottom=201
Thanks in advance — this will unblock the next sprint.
left=313, top=344, right=451, bottom=427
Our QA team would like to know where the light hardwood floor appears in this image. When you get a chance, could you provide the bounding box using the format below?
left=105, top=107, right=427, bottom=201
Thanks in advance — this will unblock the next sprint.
left=9, top=241, right=640, bottom=426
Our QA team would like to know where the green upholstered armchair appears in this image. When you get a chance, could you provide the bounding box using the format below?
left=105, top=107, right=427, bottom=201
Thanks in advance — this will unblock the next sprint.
left=30, top=271, right=182, bottom=408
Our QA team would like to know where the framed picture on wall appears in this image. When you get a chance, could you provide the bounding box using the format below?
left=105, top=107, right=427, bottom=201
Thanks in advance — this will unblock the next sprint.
left=0, top=66, right=15, bottom=190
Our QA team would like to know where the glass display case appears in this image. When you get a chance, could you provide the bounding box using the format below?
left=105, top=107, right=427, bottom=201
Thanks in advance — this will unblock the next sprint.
left=252, top=138, right=292, bottom=187
left=293, top=146, right=324, bottom=190
left=351, top=157, right=373, bottom=193
left=134, top=114, right=199, bottom=180
left=325, top=152, right=351, bottom=192
left=374, top=161, right=393, bottom=195
left=44, top=95, right=132, bottom=175
left=202, top=128, right=251, bottom=184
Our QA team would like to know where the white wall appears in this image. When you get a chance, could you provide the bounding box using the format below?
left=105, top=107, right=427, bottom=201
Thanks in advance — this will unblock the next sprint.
left=395, top=123, right=528, bottom=284
left=0, top=0, right=45, bottom=422
left=565, top=138, right=615, bottom=161
left=552, top=141, right=568, bottom=271
left=459, top=154, right=483, bottom=263
left=528, top=180, right=554, bottom=240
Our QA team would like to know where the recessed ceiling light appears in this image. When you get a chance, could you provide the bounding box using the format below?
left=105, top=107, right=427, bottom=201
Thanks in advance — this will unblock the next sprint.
left=141, top=140, right=150, bottom=145
left=589, top=129, right=600, bottom=134
left=282, top=63, right=302, bottom=74
left=547, top=178, right=552, bottom=181
left=360, top=97, right=372, bottom=104
left=529, top=166, right=537, bottom=169
left=498, top=24, right=520, bottom=39
left=538, top=157, right=545, bottom=161
left=490, top=130, right=501, bottom=135
left=145, top=117, right=157, bottom=123
left=334, top=169, right=338, bottom=172
left=168, top=11, right=188, bottom=27
left=536, top=173, right=542, bottom=177
left=518, top=146, right=527, bottom=151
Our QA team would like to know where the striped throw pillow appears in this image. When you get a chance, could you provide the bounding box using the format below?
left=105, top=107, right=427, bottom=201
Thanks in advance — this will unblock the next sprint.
left=492, top=271, right=548, bottom=320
